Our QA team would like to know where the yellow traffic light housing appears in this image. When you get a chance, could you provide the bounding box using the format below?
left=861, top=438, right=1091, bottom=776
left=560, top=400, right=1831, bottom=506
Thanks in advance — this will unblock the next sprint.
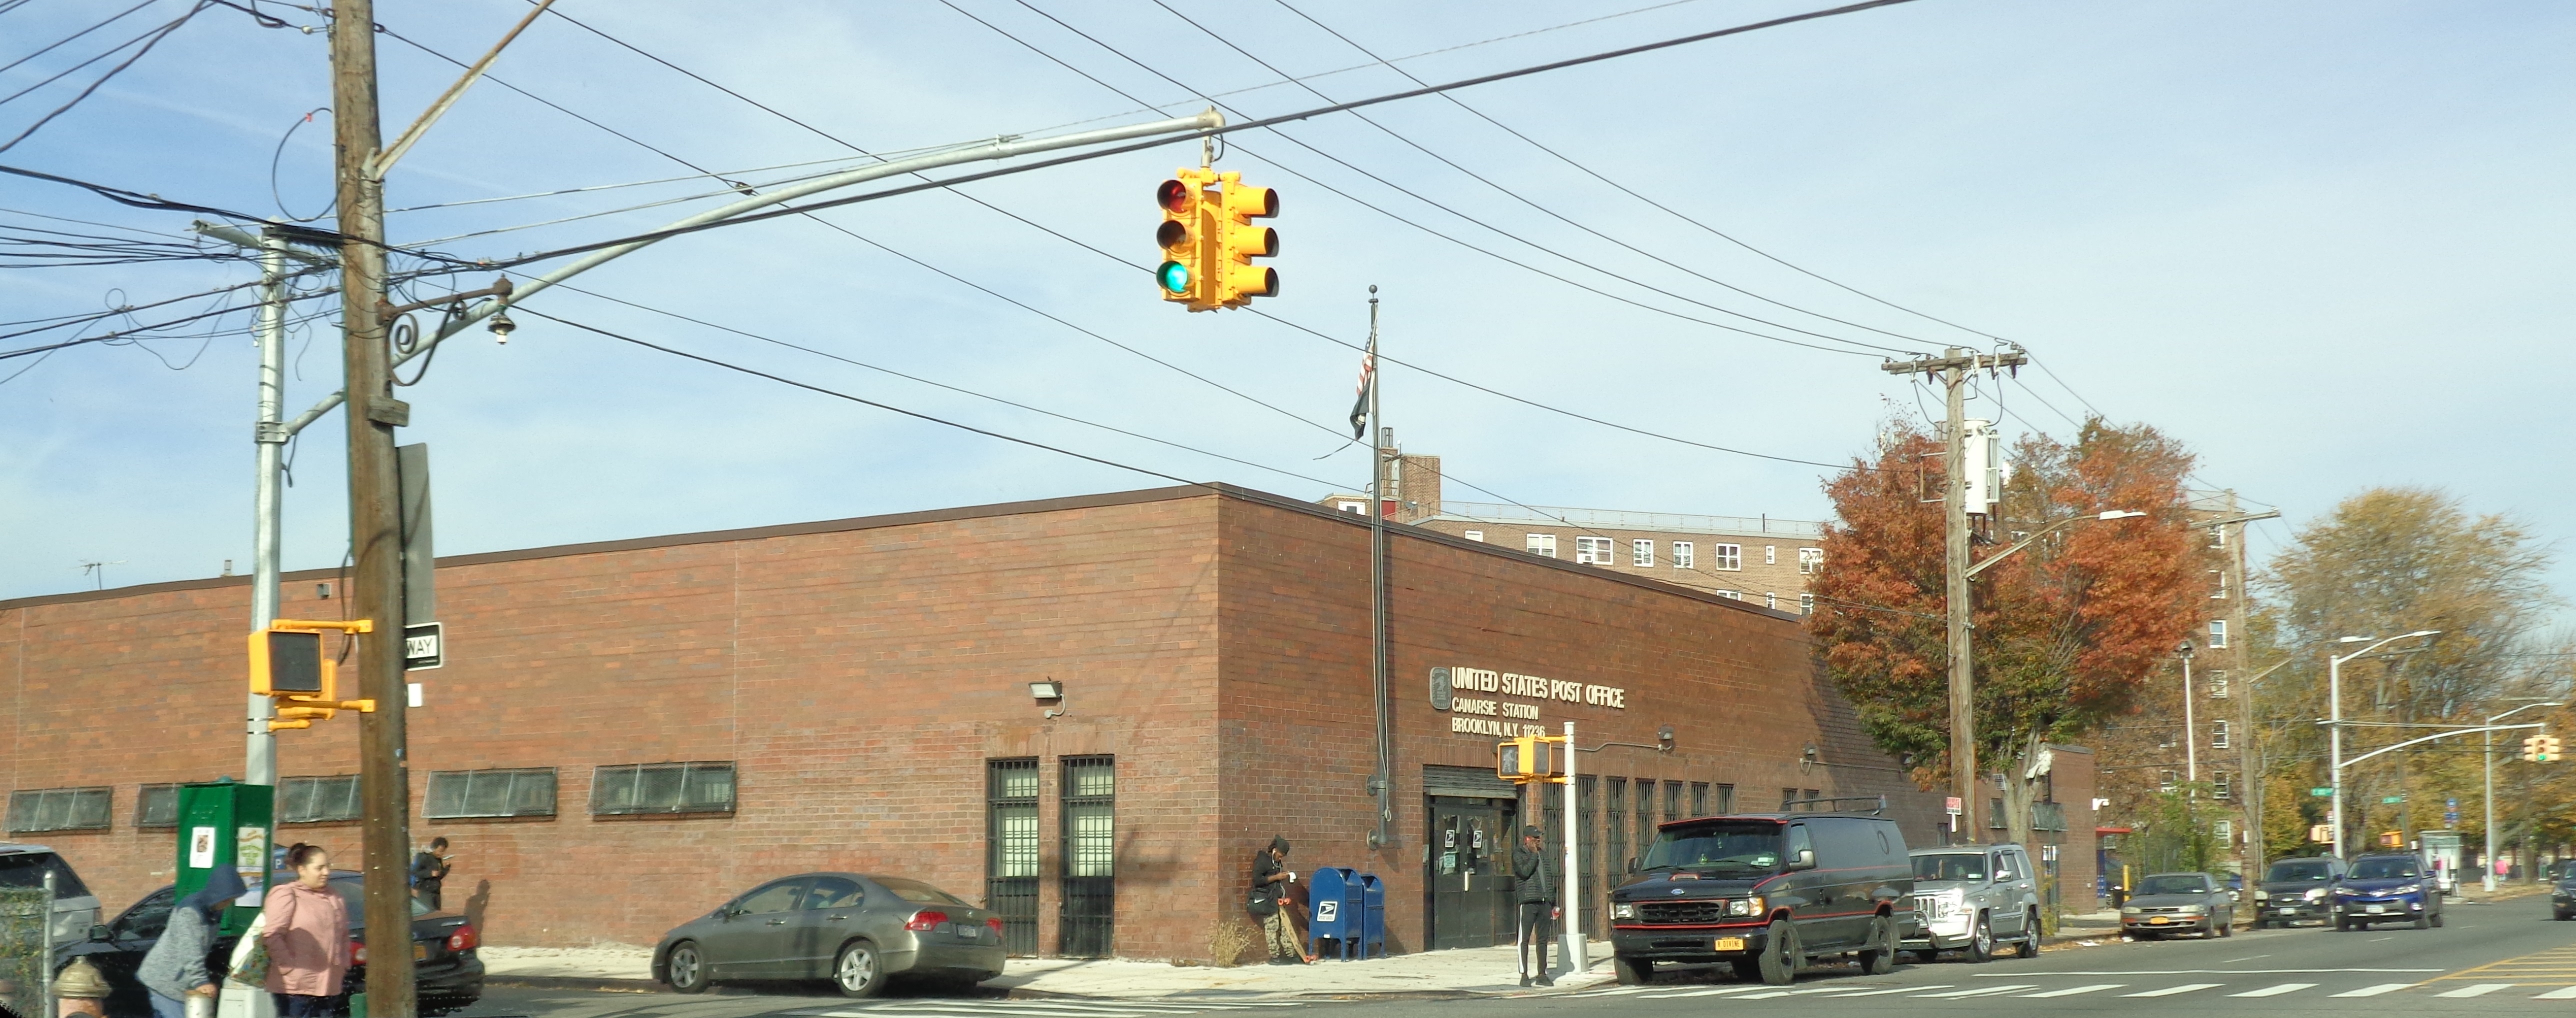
left=1212, top=172, right=1278, bottom=307
left=1156, top=170, right=1218, bottom=311
left=1497, top=734, right=1566, bottom=784
left=2539, top=735, right=2564, bottom=763
left=2527, top=735, right=2546, bottom=762
left=250, top=619, right=378, bottom=730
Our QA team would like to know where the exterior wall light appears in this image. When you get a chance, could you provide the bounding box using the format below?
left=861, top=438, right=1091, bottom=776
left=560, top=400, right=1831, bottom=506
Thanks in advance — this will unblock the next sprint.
left=1028, top=680, right=1063, bottom=700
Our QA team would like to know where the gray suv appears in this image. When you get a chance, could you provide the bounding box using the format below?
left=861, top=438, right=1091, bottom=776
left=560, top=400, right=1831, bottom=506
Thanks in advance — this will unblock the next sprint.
left=0, top=843, right=101, bottom=947
left=1902, top=844, right=2040, bottom=961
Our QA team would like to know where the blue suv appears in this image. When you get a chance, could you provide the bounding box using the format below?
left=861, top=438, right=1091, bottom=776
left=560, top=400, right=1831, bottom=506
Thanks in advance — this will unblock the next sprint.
left=2334, top=852, right=2443, bottom=930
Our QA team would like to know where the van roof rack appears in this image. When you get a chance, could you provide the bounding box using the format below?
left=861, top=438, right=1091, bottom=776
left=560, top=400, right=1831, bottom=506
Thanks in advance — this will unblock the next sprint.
left=1778, top=794, right=1888, bottom=816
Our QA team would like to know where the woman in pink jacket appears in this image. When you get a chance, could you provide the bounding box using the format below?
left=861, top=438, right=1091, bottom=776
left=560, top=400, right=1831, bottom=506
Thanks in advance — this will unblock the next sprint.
left=262, top=843, right=350, bottom=1017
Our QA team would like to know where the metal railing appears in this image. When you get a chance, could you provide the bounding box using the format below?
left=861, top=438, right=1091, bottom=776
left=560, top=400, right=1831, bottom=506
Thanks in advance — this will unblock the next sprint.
left=1432, top=502, right=1826, bottom=538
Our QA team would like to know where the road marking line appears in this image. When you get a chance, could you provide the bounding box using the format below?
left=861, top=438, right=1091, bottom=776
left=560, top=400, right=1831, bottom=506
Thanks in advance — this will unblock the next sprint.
left=2328, top=983, right=2416, bottom=997
left=1914, top=985, right=2033, bottom=998
left=1817, top=985, right=1944, bottom=998
left=2536, top=987, right=2576, bottom=999
left=856, top=1007, right=1212, bottom=1017
left=2122, top=983, right=2223, bottom=997
left=2222, top=955, right=2270, bottom=962
left=2017, top=984, right=2124, bottom=998
left=2434, top=983, right=2516, bottom=998
left=2228, top=983, right=2316, bottom=997
left=1636, top=986, right=1770, bottom=998
left=1582, top=987, right=1658, bottom=995
left=1970, top=968, right=2436, bottom=976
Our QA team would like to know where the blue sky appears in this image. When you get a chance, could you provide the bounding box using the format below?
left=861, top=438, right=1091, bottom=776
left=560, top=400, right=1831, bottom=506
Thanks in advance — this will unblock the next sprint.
left=4, top=0, right=2570, bottom=610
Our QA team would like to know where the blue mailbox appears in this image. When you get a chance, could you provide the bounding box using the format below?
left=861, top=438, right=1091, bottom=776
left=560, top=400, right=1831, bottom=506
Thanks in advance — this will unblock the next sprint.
left=1306, top=867, right=1362, bottom=959
left=1358, top=872, right=1386, bottom=959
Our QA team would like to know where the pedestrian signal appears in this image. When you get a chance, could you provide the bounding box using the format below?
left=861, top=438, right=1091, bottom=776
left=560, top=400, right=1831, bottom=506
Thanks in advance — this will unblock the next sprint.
left=1497, top=735, right=1563, bottom=784
left=250, top=619, right=378, bottom=730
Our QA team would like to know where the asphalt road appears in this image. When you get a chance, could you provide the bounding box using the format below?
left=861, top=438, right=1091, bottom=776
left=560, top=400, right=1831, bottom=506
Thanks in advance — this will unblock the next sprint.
left=457, top=894, right=2576, bottom=1018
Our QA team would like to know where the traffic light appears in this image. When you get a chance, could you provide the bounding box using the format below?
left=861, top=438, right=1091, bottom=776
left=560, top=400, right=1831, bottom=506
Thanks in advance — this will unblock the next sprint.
left=1496, top=734, right=1564, bottom=784
left=2528, top=735, right=2548, bottom=762
left=1155, top=169, right=1217, bottom=311
left=2538, top=735, right=2564, bottom=763
left=249, top=619, right=378, bottom=730
left=1212, top=172, right=1278, bottom=307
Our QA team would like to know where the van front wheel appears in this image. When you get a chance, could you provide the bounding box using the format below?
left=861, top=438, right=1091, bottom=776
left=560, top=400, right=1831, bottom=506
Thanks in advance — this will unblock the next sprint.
left=1756, top=920, right=1800, bottom=985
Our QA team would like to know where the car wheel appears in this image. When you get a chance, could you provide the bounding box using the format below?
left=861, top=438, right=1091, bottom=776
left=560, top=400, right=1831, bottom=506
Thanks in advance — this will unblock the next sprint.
left=2333, top=915, right=2350, bottom=932
left=1859, top=914, right=1898, bottom=975
left=2412, top=910, right=2430, bottom=930
left=2430, top=910, right=2444, bottom=928
left=2217, top=919, right=2232, bottom=938
left=1612, top=954, right=1652, bottom=985
left=1964, top=914, right=1994, bottom=962
left=1756, top=920, right=1800, bottom=986
left=2016, top=910, right=2042, bottom=957
left=834, top=940, right=886, bottom=998
left=665, top=941, right=710, bottom=994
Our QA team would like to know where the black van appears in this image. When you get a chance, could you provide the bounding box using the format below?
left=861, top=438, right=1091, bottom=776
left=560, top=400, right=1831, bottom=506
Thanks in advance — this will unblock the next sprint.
left=1608, top=804, right=1913, bottom=985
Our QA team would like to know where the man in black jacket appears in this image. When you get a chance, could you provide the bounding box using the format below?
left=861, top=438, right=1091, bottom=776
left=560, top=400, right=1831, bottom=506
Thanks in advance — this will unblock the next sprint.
left=1514, top=825, right=1562, bottom=986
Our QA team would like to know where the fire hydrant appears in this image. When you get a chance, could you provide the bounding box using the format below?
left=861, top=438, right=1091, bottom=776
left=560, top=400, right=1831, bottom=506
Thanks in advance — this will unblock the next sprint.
left=52, top=957, right=110, bottom=1018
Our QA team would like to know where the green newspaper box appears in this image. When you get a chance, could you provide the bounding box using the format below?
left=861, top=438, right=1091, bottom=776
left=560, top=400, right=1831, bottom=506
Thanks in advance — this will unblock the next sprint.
left=174, top=781, right=274, bottom=936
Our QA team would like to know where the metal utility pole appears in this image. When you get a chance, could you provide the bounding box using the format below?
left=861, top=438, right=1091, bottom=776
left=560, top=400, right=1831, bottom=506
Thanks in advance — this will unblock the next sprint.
left=1364, top=286, right=1395, bottom=851
left=1561, top=720, right=1585, bottom=974
left=1882, top=346, right=2026, bottom=842
left=2180, top=643, right=2198, bottom=784
left=328, top=2, right=416, bottom=1013
left=249, top=229, right=290, bottom=785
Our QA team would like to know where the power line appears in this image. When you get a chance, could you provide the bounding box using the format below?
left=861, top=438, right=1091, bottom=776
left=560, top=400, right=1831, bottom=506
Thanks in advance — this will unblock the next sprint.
left=446, top=0, right=1926, bottom=271
left=0, top=0, right=204, bottom=154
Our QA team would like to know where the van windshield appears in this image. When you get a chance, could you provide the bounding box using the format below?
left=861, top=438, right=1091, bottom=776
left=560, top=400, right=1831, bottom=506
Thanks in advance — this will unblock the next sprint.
left=1640, top=822, right=1782, bottom=875
left=2266, top=859, right=2332, bottom=882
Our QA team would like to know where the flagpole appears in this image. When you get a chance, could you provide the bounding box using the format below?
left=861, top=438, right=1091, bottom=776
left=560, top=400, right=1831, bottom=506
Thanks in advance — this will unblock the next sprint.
left=1366, top=285, right=1396, bottom=850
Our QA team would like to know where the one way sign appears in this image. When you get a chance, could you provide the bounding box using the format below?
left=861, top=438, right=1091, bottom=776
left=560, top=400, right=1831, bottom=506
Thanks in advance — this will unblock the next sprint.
left=404, top=622, right=443, bottom=670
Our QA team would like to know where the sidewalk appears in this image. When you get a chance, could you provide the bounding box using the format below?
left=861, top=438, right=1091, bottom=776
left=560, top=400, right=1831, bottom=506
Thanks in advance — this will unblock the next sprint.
left=478, top=942, right=1618, bottom=1000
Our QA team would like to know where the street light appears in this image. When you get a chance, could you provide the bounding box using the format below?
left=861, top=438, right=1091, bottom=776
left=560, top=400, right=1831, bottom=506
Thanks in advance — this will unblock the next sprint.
left=2484, top=699, right=2561, bottom=891
left=2328, top=630, right=2441, bottom=857
left=1962, top=510, right=2148, bottom=580
left=2176, top=641, right=2198, bottom=785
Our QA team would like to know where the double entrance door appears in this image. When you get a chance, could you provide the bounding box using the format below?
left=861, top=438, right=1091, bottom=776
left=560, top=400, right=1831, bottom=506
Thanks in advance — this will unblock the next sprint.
left=1426, top=795, right=1518, bottom=950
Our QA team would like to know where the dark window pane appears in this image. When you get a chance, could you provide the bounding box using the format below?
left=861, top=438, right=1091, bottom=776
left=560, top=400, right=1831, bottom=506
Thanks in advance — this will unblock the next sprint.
left=737, top=880, right=804, bottom=915
left=136, top=785, right=180, bottom=828
left=804, top=876, right=864, bottom=910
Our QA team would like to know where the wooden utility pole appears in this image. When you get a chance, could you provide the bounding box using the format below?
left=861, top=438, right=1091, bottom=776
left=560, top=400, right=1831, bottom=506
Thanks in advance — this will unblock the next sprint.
left=329, top=1, right=417, bottom=1014
left=1882, top=347, right=2026, bottom=843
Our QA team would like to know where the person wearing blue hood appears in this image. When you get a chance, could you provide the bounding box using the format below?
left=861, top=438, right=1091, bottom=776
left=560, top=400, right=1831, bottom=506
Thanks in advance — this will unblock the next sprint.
left=136, top=868, right=246, bottom=1018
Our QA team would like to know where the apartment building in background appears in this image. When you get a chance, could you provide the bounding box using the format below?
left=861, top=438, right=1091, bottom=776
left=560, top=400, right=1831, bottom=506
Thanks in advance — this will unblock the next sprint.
left=1320, top=449, right=1827, bottom=615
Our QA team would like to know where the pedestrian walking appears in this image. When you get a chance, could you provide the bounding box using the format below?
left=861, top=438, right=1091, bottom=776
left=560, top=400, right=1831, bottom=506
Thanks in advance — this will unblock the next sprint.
left=410, top=836, right=452, bottom=911
left=1513, top=825, right=1562, bottom=986
left=135, top=869, right=244, bottom=1018
left=1250, top=836, right=1304, bottom=965
left=261, top=844, right=350, bottom=1018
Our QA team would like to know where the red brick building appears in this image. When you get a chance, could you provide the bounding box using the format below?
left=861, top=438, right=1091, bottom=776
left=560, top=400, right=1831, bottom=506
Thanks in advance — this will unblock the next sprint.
left=2, top=484, right=1952, bottom=961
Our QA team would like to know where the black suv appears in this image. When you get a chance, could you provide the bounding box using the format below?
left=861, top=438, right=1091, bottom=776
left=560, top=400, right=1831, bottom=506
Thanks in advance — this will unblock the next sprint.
left=2253, top=856, right=2344, bottom=928
left=1608, top=804, right=1912, bottom=986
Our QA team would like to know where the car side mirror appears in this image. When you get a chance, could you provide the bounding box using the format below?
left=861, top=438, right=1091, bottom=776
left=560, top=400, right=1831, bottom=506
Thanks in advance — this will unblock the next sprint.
left=1788, top=848, right=1816, bottom=871
left=89, top=924, right=112, bottom=942
left=1627, top=856, right=1638, bottom=874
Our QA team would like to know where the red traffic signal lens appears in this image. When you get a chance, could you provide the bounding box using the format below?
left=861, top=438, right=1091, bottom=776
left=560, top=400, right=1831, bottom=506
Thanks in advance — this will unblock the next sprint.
left=1156, top=220, right=1188, bottom=250
left=1158, top=261, right=1190, bottom=294
left=1156, top=179, right=1192, bottom=213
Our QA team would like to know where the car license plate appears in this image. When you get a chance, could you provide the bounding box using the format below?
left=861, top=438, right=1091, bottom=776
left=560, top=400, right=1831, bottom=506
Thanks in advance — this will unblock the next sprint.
left=2146, top=916, right=2169, bottom=925
left=1714, top=937, right=1745, bottom=952
left=2365, top=904, right=2385, bottom=914
left=414, top=943, right=428, bottom=960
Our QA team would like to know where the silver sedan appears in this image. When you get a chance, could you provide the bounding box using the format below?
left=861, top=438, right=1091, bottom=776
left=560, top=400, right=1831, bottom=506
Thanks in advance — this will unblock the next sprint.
left=652, top=872, right=1008, bottom=997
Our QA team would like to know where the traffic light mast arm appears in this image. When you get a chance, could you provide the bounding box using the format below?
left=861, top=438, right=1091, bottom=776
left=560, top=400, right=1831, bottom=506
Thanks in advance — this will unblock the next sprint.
left=2334, top=722, right=2546, bottom=770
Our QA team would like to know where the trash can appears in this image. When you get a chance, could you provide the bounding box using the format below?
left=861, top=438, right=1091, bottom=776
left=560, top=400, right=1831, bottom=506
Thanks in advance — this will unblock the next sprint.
left=1306, top=868, right=1362, bottom=959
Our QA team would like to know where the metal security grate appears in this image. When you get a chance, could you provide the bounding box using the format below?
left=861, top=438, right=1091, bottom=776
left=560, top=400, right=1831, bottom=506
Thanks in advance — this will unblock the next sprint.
left=278, top=775, right=362, bottom=824
left=426, top=768, right=558, bottom=818
left=987, top=759, right=1040, bottom=956
left=1060, top=756, right=1115, bottom=958
left=590, top=762, right=733, bottom=815
left=4, top=787, right=110, bottom=833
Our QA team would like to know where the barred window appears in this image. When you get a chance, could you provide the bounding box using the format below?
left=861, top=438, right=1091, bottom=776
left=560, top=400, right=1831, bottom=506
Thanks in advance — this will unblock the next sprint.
left=590, top=762, right=735, bottom=815
left=425, top=768, right=558, bottom=819
left=279, top=775, right=362, bottom=823
left=6, top=787, right=111, bottom=833
left=1063, top=756, right=1114, bottom=878
left=136, top=784, right=182, bottom=829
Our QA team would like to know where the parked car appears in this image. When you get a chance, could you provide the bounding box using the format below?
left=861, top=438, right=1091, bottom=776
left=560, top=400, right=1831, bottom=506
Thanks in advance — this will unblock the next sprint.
left=652, top=873, right=1006, bottom=998
left=2252, top=856, right=2344, bottom=928
left=1902, top=844, right=2041, bottom=962
left=2334, top=851, right=2442, bottom=930
left=1606, top=808, right=1912, bottom=986
left=2, top=842, right=103, bottom=947
left=2118, top=872, right=2235, bottom=939
left=2552, top=870, right=2576, bottom=920
left=54, top=870, right=482, bottom=1018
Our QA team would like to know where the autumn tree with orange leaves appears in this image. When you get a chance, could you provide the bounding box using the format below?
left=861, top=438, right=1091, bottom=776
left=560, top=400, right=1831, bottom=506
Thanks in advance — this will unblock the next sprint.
left=1806, top=417, right=2206, bottom=849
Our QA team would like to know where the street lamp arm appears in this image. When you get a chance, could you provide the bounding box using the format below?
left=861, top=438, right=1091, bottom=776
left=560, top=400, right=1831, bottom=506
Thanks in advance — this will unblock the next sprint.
left=2337, top=723, right=2544, bottom=770
left=1964, top=510, right=2144, bottom=579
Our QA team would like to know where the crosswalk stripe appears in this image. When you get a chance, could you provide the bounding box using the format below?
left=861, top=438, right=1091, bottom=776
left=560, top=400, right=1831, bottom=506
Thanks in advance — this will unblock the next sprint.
left=2122, top=982, right=2223, bottom=997
left=2434, top=984, right=2516, bottom=998
left=2228, top=983, right=2316, bottom=997
left=1812, top=985, right=1944, bottom=998
left=1914, top=985, right=2034, bottom=998
left=2534, top=986, right=2576, bottom=999
left=2017, top=984, right=2124, bottom=998
left=2330, top=983, right=2416, bottom=997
